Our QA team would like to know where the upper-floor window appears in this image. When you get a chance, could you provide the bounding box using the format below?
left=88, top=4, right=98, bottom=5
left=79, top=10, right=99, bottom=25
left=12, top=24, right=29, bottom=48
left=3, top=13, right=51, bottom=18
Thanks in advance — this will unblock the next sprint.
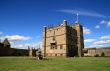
left=50, top=30, right=52, bottom=32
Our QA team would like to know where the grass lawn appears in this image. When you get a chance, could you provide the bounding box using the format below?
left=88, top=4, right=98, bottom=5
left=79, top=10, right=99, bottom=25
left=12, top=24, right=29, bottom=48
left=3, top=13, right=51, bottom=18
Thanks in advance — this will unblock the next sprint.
left=0, top=57, right=110, bottom=71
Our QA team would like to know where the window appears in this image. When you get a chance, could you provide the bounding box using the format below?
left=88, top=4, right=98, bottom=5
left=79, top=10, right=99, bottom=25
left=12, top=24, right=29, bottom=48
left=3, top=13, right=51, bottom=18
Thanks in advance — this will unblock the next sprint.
left=50, top=43, right=57, bottom=49
left=55, top=54, right=57, bottom=56
left=55, top=46, right=57, bottom=49
left=60, top=54, right=63, bottom=56
left=60, top=45, right=63, bottom=49
left=50, top=30, right=52, bottom=32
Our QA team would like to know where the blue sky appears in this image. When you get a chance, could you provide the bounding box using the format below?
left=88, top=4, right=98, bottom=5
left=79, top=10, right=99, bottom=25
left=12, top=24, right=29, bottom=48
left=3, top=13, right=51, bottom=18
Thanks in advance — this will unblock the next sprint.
left=0, top=0, right=110, bottom=49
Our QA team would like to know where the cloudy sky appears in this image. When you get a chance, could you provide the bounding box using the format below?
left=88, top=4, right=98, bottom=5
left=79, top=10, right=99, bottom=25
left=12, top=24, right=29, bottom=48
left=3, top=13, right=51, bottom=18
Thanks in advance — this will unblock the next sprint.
left=0, top=0, right=110, bottom=49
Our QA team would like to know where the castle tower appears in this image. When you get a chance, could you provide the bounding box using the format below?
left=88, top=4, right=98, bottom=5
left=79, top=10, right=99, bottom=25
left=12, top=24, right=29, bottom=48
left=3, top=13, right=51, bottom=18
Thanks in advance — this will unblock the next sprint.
left=74, top=22, right=84, bottom=57
left=2, top=38, right=10, bottom=48
left=43, top=19, right=84, bottom=57
left=43, top=26, right=47, bottom=57
left=28, top=47, right=36, bottom=57
left=43, top=20, right=68, bottom=57
left=29, top=47, right=33, bottom=57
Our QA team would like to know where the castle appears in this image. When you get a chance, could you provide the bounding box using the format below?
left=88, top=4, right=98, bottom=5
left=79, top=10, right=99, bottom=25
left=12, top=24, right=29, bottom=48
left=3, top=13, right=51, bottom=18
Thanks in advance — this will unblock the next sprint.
left=43, top=20, right=84, bottom=57
left=0, top=38, right=29, bottom=56
left=0, top=20, right=110, bottom=57
left=0, top=38, right=39, bottom=56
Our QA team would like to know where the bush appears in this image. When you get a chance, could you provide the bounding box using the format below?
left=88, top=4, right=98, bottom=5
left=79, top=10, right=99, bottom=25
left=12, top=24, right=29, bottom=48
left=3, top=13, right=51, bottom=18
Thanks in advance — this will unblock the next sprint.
left=94, top=54, right=99, bottom=57
left=101, top=52, right=105, bottom=57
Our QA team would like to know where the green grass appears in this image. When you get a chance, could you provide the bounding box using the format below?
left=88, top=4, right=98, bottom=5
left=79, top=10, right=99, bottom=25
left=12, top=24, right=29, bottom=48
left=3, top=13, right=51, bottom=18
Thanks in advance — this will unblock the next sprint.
left=0, top=57, right=110, bottom=71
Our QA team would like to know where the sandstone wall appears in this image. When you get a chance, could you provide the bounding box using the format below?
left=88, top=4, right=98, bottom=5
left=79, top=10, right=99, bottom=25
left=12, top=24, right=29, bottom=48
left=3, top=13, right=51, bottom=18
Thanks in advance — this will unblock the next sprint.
left=84, top=47, right=110, bottom=57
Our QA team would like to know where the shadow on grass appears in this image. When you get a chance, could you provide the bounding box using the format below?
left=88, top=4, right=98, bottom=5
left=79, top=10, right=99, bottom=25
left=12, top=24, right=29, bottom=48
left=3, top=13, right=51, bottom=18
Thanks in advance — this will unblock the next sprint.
left=29, top=57, right=51, bottom=61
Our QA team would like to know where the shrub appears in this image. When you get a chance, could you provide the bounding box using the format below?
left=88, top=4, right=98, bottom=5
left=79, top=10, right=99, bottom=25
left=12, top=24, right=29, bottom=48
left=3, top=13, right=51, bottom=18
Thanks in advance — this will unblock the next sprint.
left=94, top=54, right=99, bottom=57
left=101, top=52, right=105, bottom=57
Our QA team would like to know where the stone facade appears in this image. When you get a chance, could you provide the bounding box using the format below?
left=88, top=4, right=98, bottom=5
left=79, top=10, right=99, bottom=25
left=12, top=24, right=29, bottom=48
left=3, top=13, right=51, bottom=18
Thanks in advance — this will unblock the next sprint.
left=28, top=47, right=37, bottom=57
left=84, top=47, right=110, bottom=57
left=43, top=20, right=84, bottom=57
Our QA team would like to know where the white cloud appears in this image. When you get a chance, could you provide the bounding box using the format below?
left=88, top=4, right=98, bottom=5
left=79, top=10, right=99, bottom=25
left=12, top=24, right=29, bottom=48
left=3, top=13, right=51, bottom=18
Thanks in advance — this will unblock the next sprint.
left=0, top=32, right=3, bottom=35
left=85, top=35, right=110, bottom=48
left=88, top=44, right=104, bottom=48
left=12, top=44, right=28, bottom=49
left=12, top=41, right=42, bottom=49
left=93, top=40, right=110, bottom=45
left=58, top=9, right=106, bottom=18
left=87, top=39, right=110, bottom=48
left=95, top=25, right=100, bottom=29
left=100, top=20, right=107, bottom=24
left=83, top=27, right=91, bottom=34
left=100, top=20, right=110, bottom=27
left=84, top=39, right=96, bottom=43
left=15, top=44, right=24, bottom=48
left=107, top=21, right=110, bottom=27
left=100, top=35, right=110, bottom=40
left=2, top=35, right=31, bottom=41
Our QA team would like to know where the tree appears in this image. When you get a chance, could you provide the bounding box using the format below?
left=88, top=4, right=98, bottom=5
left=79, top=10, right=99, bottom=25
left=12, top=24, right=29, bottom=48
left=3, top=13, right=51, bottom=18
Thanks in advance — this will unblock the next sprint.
left=101, top=52, right=105, bottom=57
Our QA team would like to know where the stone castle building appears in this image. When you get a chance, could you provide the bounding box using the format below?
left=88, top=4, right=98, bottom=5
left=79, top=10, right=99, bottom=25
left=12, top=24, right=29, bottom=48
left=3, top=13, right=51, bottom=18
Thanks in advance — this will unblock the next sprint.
left=0, top=38, right=11, bottom=56
left=0, top=38, right=29, bottom=56
left=43, top=20, right=84, bottom=57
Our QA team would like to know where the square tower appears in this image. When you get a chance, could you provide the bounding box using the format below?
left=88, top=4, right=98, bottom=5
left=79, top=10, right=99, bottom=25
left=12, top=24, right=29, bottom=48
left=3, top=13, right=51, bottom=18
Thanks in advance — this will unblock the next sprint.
left=43, top=20, right=67, bottom=57
left=43, top=20, right=84, bottom=57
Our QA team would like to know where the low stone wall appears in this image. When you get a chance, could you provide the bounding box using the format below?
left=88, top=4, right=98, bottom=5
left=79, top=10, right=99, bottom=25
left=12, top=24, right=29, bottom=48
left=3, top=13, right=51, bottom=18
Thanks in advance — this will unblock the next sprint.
left=12, top=48, right=29, bottom=56
left=84, top=47, right=110, bottom=57
left=0, top=46, right=29, bottom=56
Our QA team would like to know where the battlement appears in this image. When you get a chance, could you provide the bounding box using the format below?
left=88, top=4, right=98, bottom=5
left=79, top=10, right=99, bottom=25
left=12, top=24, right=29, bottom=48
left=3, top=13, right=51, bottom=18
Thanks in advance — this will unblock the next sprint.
left=43, top=20, right=84, bottom=57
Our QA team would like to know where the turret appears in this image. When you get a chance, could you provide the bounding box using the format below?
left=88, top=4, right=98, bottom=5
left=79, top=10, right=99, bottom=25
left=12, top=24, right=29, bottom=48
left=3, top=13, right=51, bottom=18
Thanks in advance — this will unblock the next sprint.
left=74, top=23, right=84, bottom=57
left=43, top=26, right=47, bottom=57
left=2, top=38, right=11, bottom=48
left=63, top=20, right=67, bottom=26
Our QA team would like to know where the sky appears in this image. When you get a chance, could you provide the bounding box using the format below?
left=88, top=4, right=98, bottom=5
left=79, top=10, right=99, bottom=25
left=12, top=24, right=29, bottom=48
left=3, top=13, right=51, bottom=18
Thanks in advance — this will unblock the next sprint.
left=0, top=0, right=110, bottom=49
